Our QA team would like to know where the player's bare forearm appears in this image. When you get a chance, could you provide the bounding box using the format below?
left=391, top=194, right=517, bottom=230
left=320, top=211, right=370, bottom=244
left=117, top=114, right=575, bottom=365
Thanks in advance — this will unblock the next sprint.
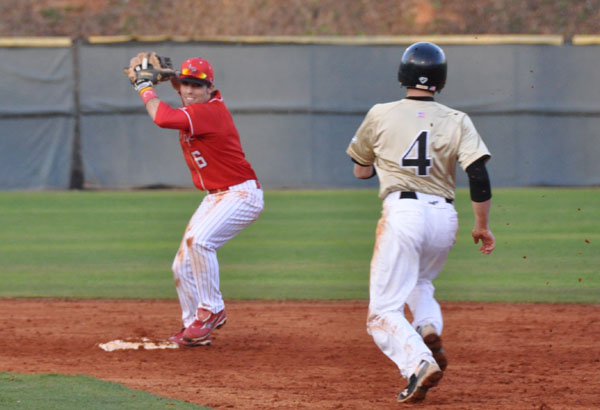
left=471, top=199, right=495, bottom=254
left=144, top=97, right=160, bottom=121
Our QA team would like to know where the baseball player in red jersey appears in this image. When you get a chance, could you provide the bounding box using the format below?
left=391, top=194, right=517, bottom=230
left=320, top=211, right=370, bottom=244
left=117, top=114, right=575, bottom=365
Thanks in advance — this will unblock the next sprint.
left=346, top=42, right=495, bottom=403
left=132, top=56, right=264, bottom=347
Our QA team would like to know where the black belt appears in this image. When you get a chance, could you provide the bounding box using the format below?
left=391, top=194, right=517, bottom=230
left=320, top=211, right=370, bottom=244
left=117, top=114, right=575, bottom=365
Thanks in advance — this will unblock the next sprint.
left=399, top=191, right=453, bottom=204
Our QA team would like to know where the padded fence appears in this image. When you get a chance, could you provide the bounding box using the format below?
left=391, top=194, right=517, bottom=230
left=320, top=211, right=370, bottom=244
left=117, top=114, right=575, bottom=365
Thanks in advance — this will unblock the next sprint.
left=1, top=37, right=599, bottom=190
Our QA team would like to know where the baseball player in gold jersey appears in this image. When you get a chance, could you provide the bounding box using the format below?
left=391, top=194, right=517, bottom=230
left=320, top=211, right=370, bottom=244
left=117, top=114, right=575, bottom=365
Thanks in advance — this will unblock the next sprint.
left=346, top=42, right=495, bottom=403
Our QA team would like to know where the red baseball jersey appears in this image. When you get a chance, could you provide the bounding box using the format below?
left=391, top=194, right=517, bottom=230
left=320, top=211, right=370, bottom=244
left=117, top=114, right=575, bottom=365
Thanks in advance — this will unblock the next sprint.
left=154, top=91, right=258, bottom=191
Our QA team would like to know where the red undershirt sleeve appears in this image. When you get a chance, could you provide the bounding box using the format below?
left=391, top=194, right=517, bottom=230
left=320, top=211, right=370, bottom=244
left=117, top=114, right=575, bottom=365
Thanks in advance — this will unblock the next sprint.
left=153, top=101, right=191, bottom=131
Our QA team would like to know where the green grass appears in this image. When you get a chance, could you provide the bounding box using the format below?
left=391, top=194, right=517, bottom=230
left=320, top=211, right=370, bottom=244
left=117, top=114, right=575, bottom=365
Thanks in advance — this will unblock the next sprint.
left=439, top=187, right=599, bottom=303
left=0, top=188, right=598, bottom=303
left=0, top=372, right=207, bottom=409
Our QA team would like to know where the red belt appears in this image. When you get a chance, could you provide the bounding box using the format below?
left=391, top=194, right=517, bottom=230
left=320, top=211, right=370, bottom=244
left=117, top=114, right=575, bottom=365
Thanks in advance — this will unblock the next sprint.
left=207, top=180, right=260, bottom=195
left=208, top=187, right=229, bottom=194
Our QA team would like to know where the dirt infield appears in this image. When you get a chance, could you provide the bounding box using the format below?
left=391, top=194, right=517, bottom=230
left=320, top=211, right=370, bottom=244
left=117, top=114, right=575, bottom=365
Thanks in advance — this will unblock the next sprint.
left=1, top=299, right=598, bottom=409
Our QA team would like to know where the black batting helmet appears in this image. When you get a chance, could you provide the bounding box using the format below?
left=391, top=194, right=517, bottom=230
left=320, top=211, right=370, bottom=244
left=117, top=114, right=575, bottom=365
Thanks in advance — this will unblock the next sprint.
left=397, top=42, right=447, bottom=93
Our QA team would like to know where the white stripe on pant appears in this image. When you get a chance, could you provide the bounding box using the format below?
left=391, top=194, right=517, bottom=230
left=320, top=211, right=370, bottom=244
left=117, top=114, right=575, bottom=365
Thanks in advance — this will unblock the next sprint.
left=172, top=180, right=264, bottom=327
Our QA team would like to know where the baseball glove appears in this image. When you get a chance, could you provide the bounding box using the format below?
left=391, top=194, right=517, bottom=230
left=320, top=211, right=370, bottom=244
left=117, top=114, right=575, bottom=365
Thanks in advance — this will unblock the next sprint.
left=124, top=51, right=177, bottom=85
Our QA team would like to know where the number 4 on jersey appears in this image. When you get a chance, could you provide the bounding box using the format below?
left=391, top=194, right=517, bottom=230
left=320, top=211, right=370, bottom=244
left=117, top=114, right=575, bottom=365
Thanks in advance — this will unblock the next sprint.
left=400, top=130, right=432, bottom=176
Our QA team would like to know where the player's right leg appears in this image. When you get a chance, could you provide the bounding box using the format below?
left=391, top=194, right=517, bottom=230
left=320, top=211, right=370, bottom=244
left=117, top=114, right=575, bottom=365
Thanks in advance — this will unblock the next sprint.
left=407, top=201, right=458, bottom=369
left=172, top=224, right=202, bottom=328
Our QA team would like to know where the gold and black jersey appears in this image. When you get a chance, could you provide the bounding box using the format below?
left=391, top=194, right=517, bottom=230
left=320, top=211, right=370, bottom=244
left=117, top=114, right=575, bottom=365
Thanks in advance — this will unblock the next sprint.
left=347, top=99, right=491, bottom=200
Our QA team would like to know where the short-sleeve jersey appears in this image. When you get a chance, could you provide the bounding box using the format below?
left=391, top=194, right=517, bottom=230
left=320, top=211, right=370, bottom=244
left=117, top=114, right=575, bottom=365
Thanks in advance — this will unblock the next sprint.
left=176, top=91, right=258, bottom=191
left=346, top=98, right=490, bottom=200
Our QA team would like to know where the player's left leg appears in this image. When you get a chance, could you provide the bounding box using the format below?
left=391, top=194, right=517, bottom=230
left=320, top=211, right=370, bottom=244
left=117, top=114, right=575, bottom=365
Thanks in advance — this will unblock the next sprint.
left=366, top=195, right=434, bottom=378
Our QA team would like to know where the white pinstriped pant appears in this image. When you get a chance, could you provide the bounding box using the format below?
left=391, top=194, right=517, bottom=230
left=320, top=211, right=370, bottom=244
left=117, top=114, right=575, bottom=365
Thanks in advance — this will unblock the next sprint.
left=172, top=180, right=264, bottom=328
left=366, top=191, right=458, bottom=378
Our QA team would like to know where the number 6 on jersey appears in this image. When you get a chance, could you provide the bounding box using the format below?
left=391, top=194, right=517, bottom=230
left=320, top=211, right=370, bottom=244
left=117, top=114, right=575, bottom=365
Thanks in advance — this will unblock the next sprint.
left=192, top=150, right=207, bottom=168
left=401, top=130, right=432, bottom=176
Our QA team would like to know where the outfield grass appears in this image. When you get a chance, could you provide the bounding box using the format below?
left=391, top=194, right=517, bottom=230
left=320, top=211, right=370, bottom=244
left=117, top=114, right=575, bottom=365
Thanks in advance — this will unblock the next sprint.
left=440, top=188, right=599, bottom=303
left=0, top=373, right=206, bottom=409
left=0, top=188, right=598, bottom=303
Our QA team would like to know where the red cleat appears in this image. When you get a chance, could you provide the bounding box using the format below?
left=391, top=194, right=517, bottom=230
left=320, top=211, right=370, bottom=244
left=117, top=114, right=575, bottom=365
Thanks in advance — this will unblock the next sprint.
left=182, top=309, right=227, bottom=342
left=169, top=327, right=211, bottom=347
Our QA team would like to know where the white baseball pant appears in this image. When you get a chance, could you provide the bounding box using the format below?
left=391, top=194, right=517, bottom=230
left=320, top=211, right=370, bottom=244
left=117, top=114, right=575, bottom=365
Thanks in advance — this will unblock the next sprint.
left=366, top=191, right=458, bottom=378
left=172, top=180, right=264, bottom=327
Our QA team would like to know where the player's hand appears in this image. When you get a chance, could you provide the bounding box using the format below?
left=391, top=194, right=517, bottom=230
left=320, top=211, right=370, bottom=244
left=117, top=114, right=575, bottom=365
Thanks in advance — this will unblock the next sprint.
left=133, top=79, right=153, bottom=94
left=124, top=51, right=177, bottom=85
left=472, top=228, right=495, bottom=254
